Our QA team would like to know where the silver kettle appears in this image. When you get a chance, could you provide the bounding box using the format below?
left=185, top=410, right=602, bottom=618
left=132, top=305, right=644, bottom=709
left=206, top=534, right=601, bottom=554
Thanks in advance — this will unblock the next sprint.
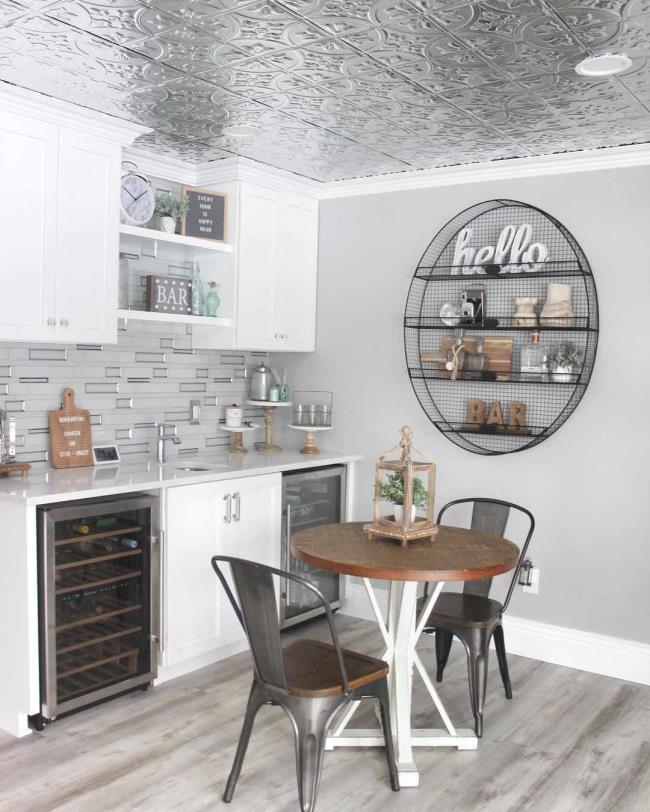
left=250, top=364, right=271, bottom=402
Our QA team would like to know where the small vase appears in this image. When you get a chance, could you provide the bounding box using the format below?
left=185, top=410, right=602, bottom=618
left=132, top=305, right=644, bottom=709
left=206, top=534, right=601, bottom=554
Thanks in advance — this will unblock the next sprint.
left=393, top=504, right=417, bottom=524
left=203, top=281, right=220, bottom=317
left=541, top=283, right=573, bottom=327
left=159, top=216, right=176, bottom=233
left=513, top=297, right=538, bottom=327
left=551, top=364, right=574, bottom=382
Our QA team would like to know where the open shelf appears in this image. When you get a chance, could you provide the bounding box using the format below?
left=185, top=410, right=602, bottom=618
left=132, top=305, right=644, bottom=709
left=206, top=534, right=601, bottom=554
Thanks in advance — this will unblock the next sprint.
left=415, top=260, right=586, bottom=281
left=120, top=224, right=232, bottom=253
left=410, top=368, right=585, bottom=386
left=404, top=317, right=593, bottom=332
left=117, top=309, right=231, bottom=327
left=434, top=421, right=549, bottom=438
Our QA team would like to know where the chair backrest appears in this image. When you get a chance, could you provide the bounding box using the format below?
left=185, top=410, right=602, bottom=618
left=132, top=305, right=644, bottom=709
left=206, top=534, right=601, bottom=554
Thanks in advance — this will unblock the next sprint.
left=436, top=498, right=535, bottom=613
left=211, top=556, right=350, bottom=694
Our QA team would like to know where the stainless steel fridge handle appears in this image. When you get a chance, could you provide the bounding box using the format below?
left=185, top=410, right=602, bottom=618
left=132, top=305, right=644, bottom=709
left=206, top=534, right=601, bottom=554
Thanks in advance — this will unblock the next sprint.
left=286, top=503, right=292, bottom=545
left=232, top=492, right=241, bottom=523
left=223, top=493, right=232, bottom=523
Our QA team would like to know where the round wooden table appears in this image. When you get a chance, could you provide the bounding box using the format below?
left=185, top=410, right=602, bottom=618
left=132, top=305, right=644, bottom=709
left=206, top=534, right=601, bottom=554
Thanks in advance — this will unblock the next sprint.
left=292, top=521, right=519, bottom=788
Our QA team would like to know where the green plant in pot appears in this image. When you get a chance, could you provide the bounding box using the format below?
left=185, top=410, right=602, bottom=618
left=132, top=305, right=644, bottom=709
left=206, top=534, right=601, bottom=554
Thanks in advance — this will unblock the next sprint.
left=379, top=472, right=428, bottom=523
left=546, top=342, right=583, bottom=382
left=154, top=192, right=189, bottom=234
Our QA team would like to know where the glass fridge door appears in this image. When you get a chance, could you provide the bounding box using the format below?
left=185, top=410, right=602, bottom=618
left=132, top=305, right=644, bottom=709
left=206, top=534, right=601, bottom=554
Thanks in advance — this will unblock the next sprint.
left=282, top=466, right=346, bottom=625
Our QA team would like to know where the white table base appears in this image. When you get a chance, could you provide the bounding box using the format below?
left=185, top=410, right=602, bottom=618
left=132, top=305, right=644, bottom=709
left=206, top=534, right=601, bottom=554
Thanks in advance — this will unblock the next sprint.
left=325, top=578, right=478, bottom=787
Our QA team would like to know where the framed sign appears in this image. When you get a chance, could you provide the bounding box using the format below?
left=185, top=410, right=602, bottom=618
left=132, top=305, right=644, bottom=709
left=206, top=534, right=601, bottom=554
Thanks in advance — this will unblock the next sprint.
left=146, top=274, right=192, bottom=314
left=181, top=186, right=227, bottom=242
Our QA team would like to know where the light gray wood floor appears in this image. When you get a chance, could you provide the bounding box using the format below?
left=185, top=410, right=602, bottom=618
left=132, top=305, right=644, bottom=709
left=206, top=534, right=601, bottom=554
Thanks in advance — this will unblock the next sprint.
left=1, top=615, right=649, bottom=812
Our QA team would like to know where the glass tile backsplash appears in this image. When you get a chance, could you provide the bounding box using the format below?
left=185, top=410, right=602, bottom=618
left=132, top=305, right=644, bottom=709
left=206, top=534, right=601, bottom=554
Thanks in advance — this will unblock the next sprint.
left=1, top=321, right=269, bottom=467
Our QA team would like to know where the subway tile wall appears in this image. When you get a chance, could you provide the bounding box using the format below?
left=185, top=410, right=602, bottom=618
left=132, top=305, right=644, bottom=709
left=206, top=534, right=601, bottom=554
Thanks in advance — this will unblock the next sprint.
left=0, top=321, right=270, bottom=467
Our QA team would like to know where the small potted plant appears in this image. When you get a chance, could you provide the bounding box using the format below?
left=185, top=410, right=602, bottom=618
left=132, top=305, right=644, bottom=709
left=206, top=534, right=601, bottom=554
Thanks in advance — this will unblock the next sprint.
left=546, top=342, right=583, bottom=382
left=154, top=192, right=189, bottom=234
left=379, top=472, right=428, bottom=523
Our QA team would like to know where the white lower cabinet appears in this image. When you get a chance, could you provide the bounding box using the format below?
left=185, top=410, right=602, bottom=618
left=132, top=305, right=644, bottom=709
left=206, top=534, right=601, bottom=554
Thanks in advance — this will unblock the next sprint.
left=162, top=473, right=281, bottom=668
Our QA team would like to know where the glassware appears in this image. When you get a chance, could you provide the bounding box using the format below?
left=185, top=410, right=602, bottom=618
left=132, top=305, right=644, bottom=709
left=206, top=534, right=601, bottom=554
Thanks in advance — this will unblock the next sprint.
left=250, top=364, right=272, bottom=401
left=269, top=385, right=280, bottom=402
left=465, top=338, right=488, bottom=379
left=520, top=332, right=546, bottom=380
left=293, top=405, right=305, bottom=426
left=190, top=261, right=203, bottom=316
left=203, top=281, right=220, bottom=317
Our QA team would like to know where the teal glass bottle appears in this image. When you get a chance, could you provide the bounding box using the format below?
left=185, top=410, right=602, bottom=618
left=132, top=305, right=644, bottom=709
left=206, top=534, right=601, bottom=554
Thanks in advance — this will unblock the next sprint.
left=190, top=261, right=203, bottom=316
left=204, top=282, right=220, bottom=317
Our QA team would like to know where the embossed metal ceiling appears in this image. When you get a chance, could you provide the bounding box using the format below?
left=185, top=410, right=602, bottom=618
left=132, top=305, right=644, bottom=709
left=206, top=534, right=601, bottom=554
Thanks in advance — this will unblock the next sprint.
left=1, top=0, right=650, bottom=181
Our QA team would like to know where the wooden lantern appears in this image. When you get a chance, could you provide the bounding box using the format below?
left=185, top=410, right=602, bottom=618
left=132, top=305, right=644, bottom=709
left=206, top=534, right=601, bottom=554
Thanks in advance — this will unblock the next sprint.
left=364, top=426, right=438, bottom=546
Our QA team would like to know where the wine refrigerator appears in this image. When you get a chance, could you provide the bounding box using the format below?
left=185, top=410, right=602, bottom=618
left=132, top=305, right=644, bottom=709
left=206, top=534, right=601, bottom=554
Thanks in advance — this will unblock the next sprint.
left=280, top=465, right=346, bottom=629
left=36, top=494, right=159, bottom=726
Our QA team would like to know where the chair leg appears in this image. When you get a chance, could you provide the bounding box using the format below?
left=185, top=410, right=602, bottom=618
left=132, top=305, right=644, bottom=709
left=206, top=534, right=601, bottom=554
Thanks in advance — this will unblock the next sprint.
left=224, top=682, right=266, bottom=803
left=435, top=628, right=453, bottom=683
left=372, top=678, right=400, bottom=792
left=493, top=623, right=512, bottom=700
left=288, top=696, right=340, bottom=812
left=458, top=629, right=490, bottom=738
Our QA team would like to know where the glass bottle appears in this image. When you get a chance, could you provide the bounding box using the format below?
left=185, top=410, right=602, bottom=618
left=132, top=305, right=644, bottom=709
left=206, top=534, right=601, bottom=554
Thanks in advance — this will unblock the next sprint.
left=520, top=332, right=546, bottom=380
left=203, top=281, right=220, bottom=317
left=190, top=261, right=203, bottom=316
left=465, top=338, right=488, bottom=379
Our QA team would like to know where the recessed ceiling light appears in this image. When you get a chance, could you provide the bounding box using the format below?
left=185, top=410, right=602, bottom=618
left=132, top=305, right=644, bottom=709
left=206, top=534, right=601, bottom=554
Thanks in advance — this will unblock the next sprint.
left=575, top=53, right=632, bottom=77
left=221, top=125, right=258, bottom=138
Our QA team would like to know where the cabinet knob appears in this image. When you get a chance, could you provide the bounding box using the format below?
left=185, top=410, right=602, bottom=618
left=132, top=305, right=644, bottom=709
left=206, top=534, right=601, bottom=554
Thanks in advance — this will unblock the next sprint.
left=59, top=318, right=69, bottom=327
left=47, top=318, right=56, bottom=326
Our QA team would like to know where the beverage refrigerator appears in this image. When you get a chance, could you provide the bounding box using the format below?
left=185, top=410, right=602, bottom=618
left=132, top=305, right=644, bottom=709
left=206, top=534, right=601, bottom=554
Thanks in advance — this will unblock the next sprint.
left=35, top=494, right=159, bottom=728
left=280, top=465, right=346, bottom=628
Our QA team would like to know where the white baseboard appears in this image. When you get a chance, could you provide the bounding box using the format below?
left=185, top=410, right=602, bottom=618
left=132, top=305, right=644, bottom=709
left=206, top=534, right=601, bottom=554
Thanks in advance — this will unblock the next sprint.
left=341, top=581, right=650, bottom=687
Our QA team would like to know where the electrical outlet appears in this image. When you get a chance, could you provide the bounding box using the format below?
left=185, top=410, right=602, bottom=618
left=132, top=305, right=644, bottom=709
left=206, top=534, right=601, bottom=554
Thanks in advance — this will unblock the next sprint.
left=522, top=567, right=540, bottom=595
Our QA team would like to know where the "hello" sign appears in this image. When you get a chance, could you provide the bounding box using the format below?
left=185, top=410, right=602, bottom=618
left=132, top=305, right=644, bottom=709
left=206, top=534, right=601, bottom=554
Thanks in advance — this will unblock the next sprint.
left=452, top=224, right=549, bottom=275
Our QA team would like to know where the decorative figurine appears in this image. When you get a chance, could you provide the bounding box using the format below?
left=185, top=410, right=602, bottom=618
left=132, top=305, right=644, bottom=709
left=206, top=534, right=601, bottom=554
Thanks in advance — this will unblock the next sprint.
left=540, top=283, right=573, bottom=327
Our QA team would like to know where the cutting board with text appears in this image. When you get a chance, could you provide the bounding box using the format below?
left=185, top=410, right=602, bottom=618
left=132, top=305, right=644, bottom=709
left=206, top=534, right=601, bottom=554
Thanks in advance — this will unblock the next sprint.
left=48, top=388, right=93, bottom=469
left=421, top=336, right=513, bottom=379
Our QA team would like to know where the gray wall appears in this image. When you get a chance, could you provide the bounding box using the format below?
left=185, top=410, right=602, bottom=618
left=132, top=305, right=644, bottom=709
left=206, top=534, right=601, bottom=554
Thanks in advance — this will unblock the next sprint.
left=280, top=165, right=650, bottom=644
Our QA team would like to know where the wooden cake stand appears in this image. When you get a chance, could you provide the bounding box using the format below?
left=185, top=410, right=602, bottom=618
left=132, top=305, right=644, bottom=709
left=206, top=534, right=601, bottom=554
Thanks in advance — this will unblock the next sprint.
left=288, top=425, right=332, bottom=455
left=247, top=400, right=292, bottom=452
left=221, top=424, right=258, bottom=453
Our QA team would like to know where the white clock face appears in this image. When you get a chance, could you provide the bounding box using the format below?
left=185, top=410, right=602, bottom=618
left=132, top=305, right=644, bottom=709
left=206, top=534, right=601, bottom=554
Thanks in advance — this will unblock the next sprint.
left=120, top=174, right=155, bottom=226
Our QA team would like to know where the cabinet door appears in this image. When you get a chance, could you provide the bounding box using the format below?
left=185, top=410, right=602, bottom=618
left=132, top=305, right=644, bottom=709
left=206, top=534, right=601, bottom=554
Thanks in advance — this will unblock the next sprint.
left=273, top=193, right=319, bottom=351
left=235, top=183, right=278, bottom=350
left=55, top=129, right=119, bottom=344
left=222, top=473, right=282, bottom=646
left=164, top=482, right=231, bottom=666
left=0, top=112, right=58, bottom=341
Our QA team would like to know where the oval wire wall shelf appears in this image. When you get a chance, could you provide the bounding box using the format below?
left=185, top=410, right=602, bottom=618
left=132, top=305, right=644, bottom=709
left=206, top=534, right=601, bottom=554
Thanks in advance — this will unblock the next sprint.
left=404, top=199, right=599, bottom=455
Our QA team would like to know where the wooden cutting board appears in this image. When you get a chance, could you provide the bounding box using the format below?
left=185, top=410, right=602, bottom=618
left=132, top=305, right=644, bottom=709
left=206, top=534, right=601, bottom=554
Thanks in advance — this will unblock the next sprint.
left=48, top=388, right=93, bottom=469
left=421, top=336, right=513, bottom=379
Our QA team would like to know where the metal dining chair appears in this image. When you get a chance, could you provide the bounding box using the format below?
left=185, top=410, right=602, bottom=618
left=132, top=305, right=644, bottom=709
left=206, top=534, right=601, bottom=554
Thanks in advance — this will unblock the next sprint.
left=421, top=498, right=535, bottom=738
left=212, top=556, right=399, bottom=812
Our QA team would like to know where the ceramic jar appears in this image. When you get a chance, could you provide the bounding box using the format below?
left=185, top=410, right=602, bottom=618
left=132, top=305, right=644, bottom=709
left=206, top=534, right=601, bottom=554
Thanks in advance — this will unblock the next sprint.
left=513, top=297, right=538, bottom=327
left=540, top=283, right=573, bottom=327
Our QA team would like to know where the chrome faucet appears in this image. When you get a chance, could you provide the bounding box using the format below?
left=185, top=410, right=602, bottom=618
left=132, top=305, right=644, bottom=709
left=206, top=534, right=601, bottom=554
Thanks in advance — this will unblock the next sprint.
left=155, top=422, right=181, bottom=464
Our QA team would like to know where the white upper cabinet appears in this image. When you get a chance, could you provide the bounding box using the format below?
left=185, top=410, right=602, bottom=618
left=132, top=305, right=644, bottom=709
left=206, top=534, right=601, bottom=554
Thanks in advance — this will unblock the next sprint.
left=236, top=182, right=318, bottom=352
left=0, top=113, right=58, bottom=342
left=55, top=130, right=120, bottom=344
left=0, top=105, right=128, bottom=345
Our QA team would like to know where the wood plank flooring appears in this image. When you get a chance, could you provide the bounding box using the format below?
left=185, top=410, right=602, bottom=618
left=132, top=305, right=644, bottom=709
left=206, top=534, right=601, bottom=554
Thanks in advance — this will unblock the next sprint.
left=0, top=616, right=648, bottom=812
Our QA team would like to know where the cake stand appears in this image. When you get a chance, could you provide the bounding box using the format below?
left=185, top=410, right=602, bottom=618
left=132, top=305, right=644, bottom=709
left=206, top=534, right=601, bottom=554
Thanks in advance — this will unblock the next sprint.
left=288, top=425, right=333, bottom=455
left=221, top=424, right=259, bottom=453
left=247, top=400, right=292, bottom=452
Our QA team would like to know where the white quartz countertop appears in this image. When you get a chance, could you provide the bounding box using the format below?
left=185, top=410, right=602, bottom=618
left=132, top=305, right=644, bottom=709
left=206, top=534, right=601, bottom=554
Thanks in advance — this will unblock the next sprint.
left=0, top=450, right=361, bottom=506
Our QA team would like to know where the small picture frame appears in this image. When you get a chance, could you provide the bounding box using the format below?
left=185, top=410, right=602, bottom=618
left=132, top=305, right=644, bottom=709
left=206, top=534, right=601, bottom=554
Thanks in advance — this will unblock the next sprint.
left=181, top=186, right=227, bottom=242
left=92, top=445, right=121, bottom=466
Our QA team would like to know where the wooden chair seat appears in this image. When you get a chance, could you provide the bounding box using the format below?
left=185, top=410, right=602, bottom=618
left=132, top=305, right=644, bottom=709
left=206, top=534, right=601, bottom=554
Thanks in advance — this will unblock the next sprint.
left=425, top=592, right=503, bottom=629
left=283, top=639, right=389, bottom=698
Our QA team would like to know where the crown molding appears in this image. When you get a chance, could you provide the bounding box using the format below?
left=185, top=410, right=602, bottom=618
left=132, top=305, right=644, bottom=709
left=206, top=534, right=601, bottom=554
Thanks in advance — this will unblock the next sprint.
left=197, top=155, right=322, bottom=198
left=320, top=142, right=650, bottom=198
left=0, top=82, right=148, bottom=146
left=123, top=147, right=199, bottom=185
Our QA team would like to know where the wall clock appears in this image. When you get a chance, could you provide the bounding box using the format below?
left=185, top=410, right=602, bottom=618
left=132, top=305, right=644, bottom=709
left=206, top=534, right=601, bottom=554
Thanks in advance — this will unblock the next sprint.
left=120, top=164, right=155, bottom=226
left=404, top=200, right=599, bottom=455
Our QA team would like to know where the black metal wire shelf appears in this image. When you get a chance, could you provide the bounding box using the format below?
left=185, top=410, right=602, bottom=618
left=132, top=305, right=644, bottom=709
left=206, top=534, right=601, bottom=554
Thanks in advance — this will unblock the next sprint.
left=404, top=317, right=594, bottom=332
left=404, top=198, right=599, bottom=456
left=410, top=368, right=586, bottom=386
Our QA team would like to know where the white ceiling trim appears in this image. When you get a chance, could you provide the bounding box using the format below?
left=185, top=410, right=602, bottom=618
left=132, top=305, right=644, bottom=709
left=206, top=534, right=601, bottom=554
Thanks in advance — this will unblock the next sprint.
left=318, top=143, right=650, bottom=199
left=123, top=147, right=200, bottom=185
left=0, top=82, right=148, bottom=146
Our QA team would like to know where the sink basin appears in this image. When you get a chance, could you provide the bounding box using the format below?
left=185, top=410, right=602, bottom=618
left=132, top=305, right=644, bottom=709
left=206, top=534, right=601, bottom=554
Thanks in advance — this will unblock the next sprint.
left=175, top=466, right=212, bottom=472
left=173, top=463, right=230, bottom=472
